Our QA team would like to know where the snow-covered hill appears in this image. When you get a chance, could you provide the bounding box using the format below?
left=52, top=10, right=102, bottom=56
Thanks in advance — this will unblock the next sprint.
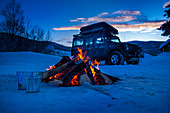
left=0, top=52, right=170, bottom=113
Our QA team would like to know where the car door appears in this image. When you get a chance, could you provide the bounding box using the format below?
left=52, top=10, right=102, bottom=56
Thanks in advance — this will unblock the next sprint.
left=84, top=37, right=94, bottom=57
left=94, top=37, right=106, bottom=57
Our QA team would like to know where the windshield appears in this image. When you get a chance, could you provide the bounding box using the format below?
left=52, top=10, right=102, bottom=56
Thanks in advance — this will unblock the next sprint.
left=74, top=39, right=83, bottom=46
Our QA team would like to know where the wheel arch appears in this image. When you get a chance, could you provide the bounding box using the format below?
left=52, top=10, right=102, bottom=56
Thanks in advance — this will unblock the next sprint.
left=107, top=49, right=125, bottom=59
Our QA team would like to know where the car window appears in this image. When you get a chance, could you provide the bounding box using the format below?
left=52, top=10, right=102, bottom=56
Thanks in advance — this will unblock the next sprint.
left=74, top=39, right=83, bottom=46
left=110, top=38, right=120, bottom=43
left=95, top=37, right=104, bottom=44
left=85, top=38, right=93, bottom=46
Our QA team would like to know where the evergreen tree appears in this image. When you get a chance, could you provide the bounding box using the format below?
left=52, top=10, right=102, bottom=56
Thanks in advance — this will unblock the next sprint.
left=159, top=4, right=170, bottom=38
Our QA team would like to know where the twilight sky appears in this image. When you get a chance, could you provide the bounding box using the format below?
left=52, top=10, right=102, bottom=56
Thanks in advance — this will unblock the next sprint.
left=1, top=0, right=170, bottom=46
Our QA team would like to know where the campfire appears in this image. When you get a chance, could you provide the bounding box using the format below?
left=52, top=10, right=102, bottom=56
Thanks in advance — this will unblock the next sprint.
left=42, top=48, right=119, bottom=86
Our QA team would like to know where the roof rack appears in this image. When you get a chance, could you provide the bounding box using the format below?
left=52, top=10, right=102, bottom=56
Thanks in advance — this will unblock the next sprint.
left=80, top=22, right=118, bottom=34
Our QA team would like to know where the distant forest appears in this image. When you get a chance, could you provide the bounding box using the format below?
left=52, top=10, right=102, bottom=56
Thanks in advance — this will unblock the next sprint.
left=0, top=33, right=71, bottom=53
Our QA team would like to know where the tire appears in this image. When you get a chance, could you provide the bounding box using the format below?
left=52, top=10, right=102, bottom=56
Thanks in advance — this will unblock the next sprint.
left=108, top=51, right=124, bottom=65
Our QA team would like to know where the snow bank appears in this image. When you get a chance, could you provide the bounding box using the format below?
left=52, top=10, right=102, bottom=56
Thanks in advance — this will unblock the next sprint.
left=100, top=52, right=170, bottom=79
left=0, top=52, right=61, bottom=75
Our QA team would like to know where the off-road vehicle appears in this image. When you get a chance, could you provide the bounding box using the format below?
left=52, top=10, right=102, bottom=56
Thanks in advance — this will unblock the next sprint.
left=71, top=22, right=144, bottom=65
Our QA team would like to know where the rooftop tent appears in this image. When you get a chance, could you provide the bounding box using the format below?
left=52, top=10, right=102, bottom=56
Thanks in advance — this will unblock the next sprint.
left=80, top=22, right=118, bottom=34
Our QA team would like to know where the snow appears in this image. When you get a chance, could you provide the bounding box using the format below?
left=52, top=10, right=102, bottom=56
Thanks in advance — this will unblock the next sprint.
left=0, top=52, right=170, bottom=113
left=0, top=52, right=61, bottom=75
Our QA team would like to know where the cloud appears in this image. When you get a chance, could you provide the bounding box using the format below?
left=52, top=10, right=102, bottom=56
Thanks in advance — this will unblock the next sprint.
left=70, top=10, right=141, bottom=23
left=86, top=15, right=136, bottom=23
left=53, top=20, right=165, bottom=33
left=112, top=10, right=141, bottom=15
left=111, top=21, right=166, bottom=32
left=163, top=1, right=170, bottom=8
left=98, top=12, right=109, bottom=16
left=53, top=24, right=87, bottom=30
left=53, top=10, right=166, bottom=33
left=69, top=10, right=142, bottom=23
left=70, top=18, right=86, bottom=22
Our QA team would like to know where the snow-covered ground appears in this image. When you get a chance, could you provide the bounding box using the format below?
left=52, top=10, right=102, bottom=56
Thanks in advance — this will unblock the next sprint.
left=0, top=52, right=170, bottom=113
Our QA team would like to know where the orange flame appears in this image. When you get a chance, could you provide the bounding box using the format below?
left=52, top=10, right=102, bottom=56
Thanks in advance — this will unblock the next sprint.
left=74, top=47, right=88, bottom=62
left=77, top=47, right=84, bottom=60
left=46, top=65, right=56, bottom=71
left=90, top=59, right=100, bottom=78
left=93, top=59, right=100, bottom=70
left=90, top=66, right=95, bottom=77
left=71, top=74, right=79, bottom=86
left=76, top=47, right=101, bottom=83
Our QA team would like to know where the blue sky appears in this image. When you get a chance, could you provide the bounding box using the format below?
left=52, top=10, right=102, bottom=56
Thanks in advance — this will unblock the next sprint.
left=1, top=0, right=170, bottom=46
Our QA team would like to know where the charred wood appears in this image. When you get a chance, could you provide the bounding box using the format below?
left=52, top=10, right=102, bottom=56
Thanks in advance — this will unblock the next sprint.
left=42, top=61, right=75, bottom=80
left=85, top=62, right=96, bottom=85
left=61, top=61, right=87, bottom=86
left=54, top=56, right=71, bottom=68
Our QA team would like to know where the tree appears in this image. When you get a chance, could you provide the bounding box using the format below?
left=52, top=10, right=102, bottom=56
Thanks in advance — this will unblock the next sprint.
left=37, top=27, right=45, bottom=41
left=30, top=25, right=45, bottom=51
left=44, top=29, right=52, bottom=41
left=0, top=0, right=25, bottom=37
left=159, top=4, right=170, bottom=38
left=25, top=16, right=32, bottom=39
left=0, top=0, right=25, bottom=51
left=30, top=25, right=45, bottom=41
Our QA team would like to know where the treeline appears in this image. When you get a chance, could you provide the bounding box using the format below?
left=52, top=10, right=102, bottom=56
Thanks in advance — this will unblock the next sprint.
left=0, top=0, right=51, bottom=52
left=0, top=32, right=71, bottom=54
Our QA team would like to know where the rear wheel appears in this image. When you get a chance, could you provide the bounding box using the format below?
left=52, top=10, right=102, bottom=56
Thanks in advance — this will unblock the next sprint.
left=108, top=51, right=124, bottom=65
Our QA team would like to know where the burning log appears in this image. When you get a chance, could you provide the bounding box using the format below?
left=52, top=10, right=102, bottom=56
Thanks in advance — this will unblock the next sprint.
left=42, top=61, right=75, bottom=80
left=42, top=56, right=82, bottom=81
left=99, top=73, right=113, bottom=85
left=43, top=48, right=119, bottom=86
left=48, top=79, right=63, bottom=87
left=78, top=74, right=92, bottom=85
left=61, top=60, right=87, bottom=86
left=93, top=66, right=120, bottom=84
left=84, top=62, right=97, bottom=85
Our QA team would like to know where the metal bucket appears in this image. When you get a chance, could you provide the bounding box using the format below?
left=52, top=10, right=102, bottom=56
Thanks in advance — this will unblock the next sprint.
left=16, top=72, right=26, bottom=90
left=24, top=72, right=42, bottom=93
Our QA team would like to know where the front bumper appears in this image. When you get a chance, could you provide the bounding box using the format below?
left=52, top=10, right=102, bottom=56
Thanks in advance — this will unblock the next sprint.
left=139, top=51, right=144, bottom=58
left=127, top=57, right=139, bottom=62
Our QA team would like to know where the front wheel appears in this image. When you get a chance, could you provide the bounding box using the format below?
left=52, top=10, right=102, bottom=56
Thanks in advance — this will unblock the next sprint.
left=108, top=51, right=124, bottom=65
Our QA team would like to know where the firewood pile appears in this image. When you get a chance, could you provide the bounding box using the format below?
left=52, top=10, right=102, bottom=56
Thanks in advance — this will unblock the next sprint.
left=42, top=48, right=119, bottom=86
